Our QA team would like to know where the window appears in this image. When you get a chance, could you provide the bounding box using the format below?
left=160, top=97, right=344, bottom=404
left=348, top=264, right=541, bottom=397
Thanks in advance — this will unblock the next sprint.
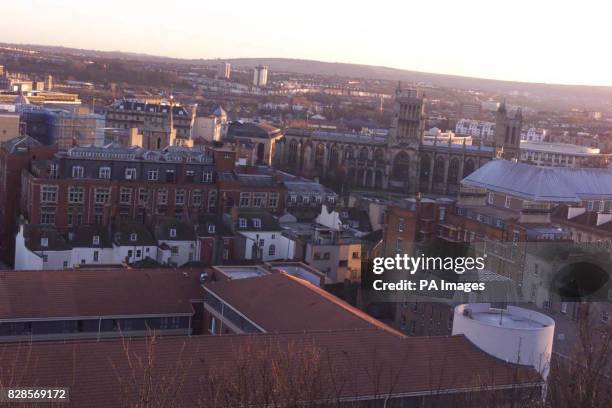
left=99, top=167, right=111, bottom=179
left=487, top=192, right=494, bottom=205
left=138, top=188, right=148, bottom=204
left=169, top=228, right=177, bottom=238
left=68, top=187, right=84, bottom=203
left=125, top=168, right=137, bottom=180
left=252, top=192, right=266, bottom=208
left=157, top=189, right=168, bottom=205
left=130, top=233, right=137, bottom=242
left=120, top=188, right=132, bottom=204
left=148, top=169, right=159, bottom=181
left=41, top=208, right=55, bottom=225
left=352, top=251, right=360, bottom=259
left=93, top=251, right=99, bottom=262
left=268, top=192, right=279, bottom=208
left=171, top=246, right=179, bottom=255
left=439, top=208, right=446, bottom=222
left=175, top=189, right=185, bottom=206
left=505, top=196, right=511, bottom=208
left=185, top=170, right=195, bottom=182
left=202, top=171, right=213, bottom=183
left=602, top=311, right=609, bottom=324
left=239, top=192, right=251, bottom=207
left=208, top=224, right=216, bottom=233
left=136, top=249, right=142, bottom=258
left=72, top=166, right=84, bottom=178
left=192, top=190, right=202, bottom=206
left=41, top=186, right=58, bottom=203
left=587, top=201, right=594, bottom=211
left=92, top=235, right=100, bottom=245
left=94, top=188, right=111, bottom=204
left=209, top=316, right=217, bottom=334
left=268, top=244, right=276, bottom=256
left=398, top=218, right=405, bottom=232
left=253, top=218, right=262, bottom=228
left=208, top=191, right=217, bottom=212
left=512, top=230, right=520, bottom=243
left=561, top=302, right=568, bottom=314
left=396, top=238, right=403, bottom=252
left=40, top=237, right=49, bottom=247
left=165, top=170, right=175, bottom=182
left=239, top=218, right=247, bottom=228
left=49, top=163, right=58, bottom=178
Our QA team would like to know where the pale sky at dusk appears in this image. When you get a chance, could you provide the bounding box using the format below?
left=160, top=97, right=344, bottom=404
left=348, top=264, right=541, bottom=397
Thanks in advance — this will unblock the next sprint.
left=2, top=0, right=611, bottom=86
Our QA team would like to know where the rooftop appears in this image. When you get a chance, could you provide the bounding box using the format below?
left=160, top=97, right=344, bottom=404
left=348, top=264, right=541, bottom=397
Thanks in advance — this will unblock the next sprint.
left=204, top=272, right=401, bottom=335
left=463, top=160, right=612, bottom=202
left=0, top=268, right=205, bottom=321
left=0, top=329, right=541, bottom=407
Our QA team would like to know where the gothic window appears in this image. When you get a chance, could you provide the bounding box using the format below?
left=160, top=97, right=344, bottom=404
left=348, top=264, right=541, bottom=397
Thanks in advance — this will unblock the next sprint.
left=448, top=157, right=460, bottom=184
left=420, top=155, right=431, bottom=180
left=392, top=151, right=410, bottom=179
left=463, top=159, right=475, bottom=178
left=433, top=156, right=446, bottom=182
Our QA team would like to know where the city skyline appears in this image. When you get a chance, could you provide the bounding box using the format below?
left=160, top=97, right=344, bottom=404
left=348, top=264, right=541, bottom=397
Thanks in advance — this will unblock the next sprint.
left=2, top=0, right=611, bottom=87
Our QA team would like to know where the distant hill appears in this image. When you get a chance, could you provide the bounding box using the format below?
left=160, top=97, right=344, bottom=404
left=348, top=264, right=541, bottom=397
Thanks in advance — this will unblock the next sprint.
left=4, top=43, right=612, bottom=109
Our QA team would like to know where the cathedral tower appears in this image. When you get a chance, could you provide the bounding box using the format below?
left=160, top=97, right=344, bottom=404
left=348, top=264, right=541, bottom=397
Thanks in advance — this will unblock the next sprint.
left=494, top=101, right=522, bottom=160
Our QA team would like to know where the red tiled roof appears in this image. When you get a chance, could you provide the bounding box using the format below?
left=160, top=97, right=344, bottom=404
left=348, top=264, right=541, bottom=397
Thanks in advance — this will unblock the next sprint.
left=0, top=330, right=542, bottom=407
left=204, top=272, right=409, bottom=336
left=0, top=268, right=205, bottom=320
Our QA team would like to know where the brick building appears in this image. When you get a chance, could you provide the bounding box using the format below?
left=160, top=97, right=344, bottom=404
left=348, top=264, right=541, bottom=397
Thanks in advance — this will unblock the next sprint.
left=0, top=136, right=56, bottom=264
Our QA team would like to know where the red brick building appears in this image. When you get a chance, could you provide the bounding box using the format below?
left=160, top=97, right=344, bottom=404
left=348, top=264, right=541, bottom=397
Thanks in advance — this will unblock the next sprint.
left=0, top=136, right=56, bottom=264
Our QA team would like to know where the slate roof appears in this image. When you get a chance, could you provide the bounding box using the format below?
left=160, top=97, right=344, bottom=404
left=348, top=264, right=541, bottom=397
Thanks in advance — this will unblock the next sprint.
left=0, top=330, right=542, bottom=407
left=462, top=160, right=612, bottom=202
left=0, top=268, right=205, bottom=320
left=21, top=224, right=70, bottom=252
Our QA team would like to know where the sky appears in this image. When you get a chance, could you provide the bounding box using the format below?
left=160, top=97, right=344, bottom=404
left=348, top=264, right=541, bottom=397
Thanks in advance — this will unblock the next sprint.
left=1, top=0, right=611, bottom=86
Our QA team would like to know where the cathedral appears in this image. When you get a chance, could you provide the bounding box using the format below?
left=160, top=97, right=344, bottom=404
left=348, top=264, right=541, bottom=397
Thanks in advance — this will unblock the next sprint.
left=276, top=87, right=521, bottom=196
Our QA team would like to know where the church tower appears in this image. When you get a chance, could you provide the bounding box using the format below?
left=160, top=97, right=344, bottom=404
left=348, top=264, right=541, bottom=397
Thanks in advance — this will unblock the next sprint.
left=388, top=83, right=424, bottom=148
left=494, top=101, right=522, bottom=160
left=387, top=83, right=424, bottom=194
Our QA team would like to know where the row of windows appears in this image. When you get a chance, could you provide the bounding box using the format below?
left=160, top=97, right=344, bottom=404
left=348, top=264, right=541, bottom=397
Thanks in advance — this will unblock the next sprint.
left=70, top=166, right=214, bottom=183
left=238, top=192, right=279, bottom=208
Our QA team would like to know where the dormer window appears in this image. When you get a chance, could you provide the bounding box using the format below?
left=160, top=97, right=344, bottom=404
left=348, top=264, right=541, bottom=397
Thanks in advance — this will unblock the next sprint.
left=99, top=167, right=111, bottom=179
left=239, top=218, right=247, bottom=228
left=40, top=237, right=49, bottom=248
left=92, top=235, right=100, bottom=245
left=253, top=218, right=262, bottom=228
left=125, top=168, right=136, bottom=180
left=169, top=228, right=177, bottom=238
left=72, top=166, right=84, bottom=178
left=208, top=224, right=216, bottom=233
left=130, top=233, right=137, bottom=242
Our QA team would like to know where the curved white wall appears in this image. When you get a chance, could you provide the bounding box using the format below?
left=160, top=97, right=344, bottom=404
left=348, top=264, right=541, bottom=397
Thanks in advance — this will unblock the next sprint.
left=452, top=303, right=555, bottom=380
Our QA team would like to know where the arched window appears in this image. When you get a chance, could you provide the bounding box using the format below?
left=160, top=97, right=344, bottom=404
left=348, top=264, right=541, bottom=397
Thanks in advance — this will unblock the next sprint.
left=420, top=155, right=431, bottom=180
left=268, top=244, right=276, bottom=257
left=433, top=156, right=446, bottom=182
left=374, top=148, right=384, bottom=161
left=314, top=144, right=325, bottom=167
left=359, top=147, right=369, bottom=160
left=288, top=140, right=298, bottom=163
left=463, top=159, right=475, bottom=178
left=448, top=157, right=460, bottom=184
left=329, top=145, right=340, bottom=169
left=392, top=151, right=410, bottom=179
